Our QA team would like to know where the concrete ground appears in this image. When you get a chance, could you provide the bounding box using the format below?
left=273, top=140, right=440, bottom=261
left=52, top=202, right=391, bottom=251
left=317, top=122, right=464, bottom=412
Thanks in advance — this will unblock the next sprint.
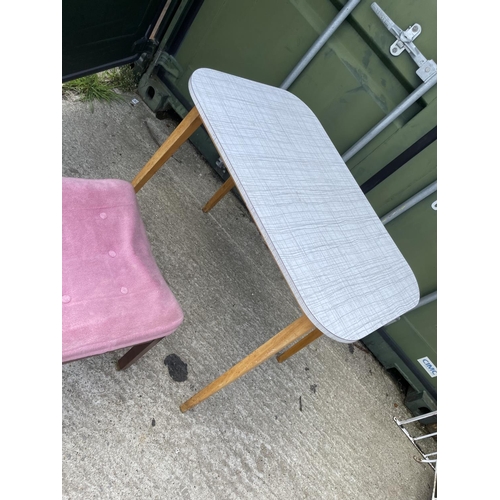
left=62, top=92, right=435, bottom=500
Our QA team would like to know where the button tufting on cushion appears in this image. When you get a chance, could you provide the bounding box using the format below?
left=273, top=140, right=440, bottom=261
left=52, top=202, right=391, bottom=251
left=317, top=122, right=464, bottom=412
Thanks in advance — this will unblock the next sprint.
left=62, top=177, right=183, bottom=363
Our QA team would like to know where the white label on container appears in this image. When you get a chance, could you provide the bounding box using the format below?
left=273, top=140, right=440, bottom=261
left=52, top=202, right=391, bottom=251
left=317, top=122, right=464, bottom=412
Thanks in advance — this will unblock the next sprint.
left=418, top=357, right=437, bottom=378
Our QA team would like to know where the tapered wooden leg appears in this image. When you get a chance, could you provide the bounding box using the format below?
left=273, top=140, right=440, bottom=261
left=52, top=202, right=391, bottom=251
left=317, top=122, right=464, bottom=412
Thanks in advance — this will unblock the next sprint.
left=276, top=328, right=323, bottom=363
left=116, top=338, right=164, bottom=371
left=132, top=107, right=202, bottom=192
left=202, top=176, right=236, bottom=213
left=180, top=315, right=315, bottom=412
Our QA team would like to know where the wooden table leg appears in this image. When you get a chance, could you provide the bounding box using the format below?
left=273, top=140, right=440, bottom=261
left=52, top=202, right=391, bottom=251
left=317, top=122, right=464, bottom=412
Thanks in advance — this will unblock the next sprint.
left=116, top=338, right=163, bottom=371
left=202, top=176, right=236, bottom=213
left=180, top=315, right=315, bottom=412
left=132, top=107, right=202, bottom=192
left=276, top=328, right=323, bottom=363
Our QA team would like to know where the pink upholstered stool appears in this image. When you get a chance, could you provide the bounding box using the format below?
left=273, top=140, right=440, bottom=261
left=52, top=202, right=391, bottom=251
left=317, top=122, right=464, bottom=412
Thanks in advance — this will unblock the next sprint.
left=62, top=177, right=183, bottom=370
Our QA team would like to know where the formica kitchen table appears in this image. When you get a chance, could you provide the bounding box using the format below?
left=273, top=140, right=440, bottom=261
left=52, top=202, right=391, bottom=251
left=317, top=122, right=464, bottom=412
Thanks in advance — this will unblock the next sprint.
left=131, top=68, right=419, bottom=412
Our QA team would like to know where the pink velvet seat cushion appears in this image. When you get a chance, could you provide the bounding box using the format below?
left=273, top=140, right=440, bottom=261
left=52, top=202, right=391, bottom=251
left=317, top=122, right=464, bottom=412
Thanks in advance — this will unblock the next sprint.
left=62, top=177, right=183, bottom=363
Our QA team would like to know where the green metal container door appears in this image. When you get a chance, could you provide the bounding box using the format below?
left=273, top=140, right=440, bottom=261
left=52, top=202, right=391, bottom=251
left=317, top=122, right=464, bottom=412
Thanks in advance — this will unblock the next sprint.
left=138, top=0, right=437, bottom=414
left=62, top=0, right=169, bottom=81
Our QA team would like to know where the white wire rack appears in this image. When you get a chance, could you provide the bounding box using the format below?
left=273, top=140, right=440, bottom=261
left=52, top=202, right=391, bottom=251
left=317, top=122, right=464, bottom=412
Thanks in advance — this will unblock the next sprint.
left=394, top=410, right=437, bottom=469
left=394, top=410, right=437, bottom=498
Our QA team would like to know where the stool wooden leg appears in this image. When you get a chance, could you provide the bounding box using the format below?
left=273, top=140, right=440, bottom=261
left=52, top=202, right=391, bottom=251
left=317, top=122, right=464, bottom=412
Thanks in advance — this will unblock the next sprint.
left=180, top=315, right=315, bottom=412
left=132, top=107, right=202, bottom=192
left=116, top=338, right=164, bottom=371
left=202, top=176, right=236, bottom=213
left=276, top=328, right=323, bottom=363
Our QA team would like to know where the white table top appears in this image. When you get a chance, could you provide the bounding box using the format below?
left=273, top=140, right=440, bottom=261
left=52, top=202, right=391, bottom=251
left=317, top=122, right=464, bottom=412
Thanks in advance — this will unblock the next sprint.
left=189, top=68, right=419, bottom=342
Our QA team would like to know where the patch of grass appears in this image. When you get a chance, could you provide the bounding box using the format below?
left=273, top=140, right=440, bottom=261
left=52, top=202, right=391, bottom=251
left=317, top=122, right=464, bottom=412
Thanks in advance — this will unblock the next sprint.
left=102, top=65, right=139, bottom=92
left=62, top=74, right=124, bottom=111
left=62, top=65, right=139, bottom=108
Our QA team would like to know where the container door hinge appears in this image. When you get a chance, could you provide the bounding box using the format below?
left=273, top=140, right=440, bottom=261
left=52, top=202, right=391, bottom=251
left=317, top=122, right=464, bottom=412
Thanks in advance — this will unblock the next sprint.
left=132, top=38, right=159, bottom=76
left=154, top=53, right=184, bottom=80
left=371, top=2, right=437, bottom=82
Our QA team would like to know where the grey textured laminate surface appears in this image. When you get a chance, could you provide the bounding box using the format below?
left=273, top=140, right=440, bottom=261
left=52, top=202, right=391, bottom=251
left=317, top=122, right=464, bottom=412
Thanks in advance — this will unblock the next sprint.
left=189, top=68, right=419, bottom=342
